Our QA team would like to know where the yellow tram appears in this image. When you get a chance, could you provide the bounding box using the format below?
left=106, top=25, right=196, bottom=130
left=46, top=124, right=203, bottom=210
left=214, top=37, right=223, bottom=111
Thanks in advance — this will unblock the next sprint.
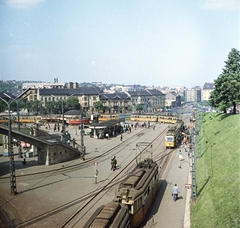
left=130, top=114, right=158, bottom=122
left=98, top=114, right=119, bottom=122
left=158, top=115, right=179, bottom=124
left=114, top=158, right=159, bottom=228
left=0, top=115, right=42, bottom=124
left=165, top=121, right=183, bottom=148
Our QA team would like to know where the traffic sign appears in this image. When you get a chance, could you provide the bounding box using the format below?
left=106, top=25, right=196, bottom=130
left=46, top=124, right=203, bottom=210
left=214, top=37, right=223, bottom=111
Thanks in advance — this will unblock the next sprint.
left=185, top=184, right=192, bottom=189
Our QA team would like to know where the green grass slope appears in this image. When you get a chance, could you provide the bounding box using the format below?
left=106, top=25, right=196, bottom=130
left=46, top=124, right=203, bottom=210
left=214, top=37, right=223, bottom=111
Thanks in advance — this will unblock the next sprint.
left=191, top=113, right=240, bottom=228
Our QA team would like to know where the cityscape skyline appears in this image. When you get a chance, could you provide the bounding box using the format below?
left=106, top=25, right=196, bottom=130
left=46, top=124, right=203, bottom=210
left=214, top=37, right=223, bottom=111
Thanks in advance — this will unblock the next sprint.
left=1, top=0, right=239, bottom=88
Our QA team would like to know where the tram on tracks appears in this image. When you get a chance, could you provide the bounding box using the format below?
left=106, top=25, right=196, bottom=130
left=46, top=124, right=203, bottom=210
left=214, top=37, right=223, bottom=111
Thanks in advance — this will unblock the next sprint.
left=114, top=158, right=159, bottom=228
left=0, top=115, right=42, bottom=124
left=82, top=202, right=130, bottom=228
left=98, top=114, right=119, bottom=122
left=130, top=113, right=180, bottom=124
left=82, top=158, right=159, bottom=228
left=130, top=114, right=158, bottom=122
left=158, top=115, right=179, bottom=124
left=165, top=121, right=184, bottom=148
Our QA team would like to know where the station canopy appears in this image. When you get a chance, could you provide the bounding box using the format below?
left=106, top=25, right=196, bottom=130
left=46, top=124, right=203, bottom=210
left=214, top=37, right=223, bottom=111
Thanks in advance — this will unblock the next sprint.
left=89, top=119, right=122, bottom=129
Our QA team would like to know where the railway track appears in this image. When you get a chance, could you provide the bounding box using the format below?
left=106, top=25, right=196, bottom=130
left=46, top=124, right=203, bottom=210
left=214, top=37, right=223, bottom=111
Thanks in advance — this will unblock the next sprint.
left=60, top=128, right=172, bottom=228
left=1, top=122, right=178, bottom=228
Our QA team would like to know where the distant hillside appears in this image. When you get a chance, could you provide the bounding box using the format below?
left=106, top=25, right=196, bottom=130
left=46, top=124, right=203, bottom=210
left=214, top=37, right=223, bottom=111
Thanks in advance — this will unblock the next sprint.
left=191, top=113, right=240, bottom=228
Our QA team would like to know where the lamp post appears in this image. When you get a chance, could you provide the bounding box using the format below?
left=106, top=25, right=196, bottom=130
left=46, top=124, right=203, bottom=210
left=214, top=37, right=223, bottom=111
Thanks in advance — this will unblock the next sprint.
left=79, top=105, right=85, bottom=157
left=4, top=92, right=31, bottom=131
left=0, top=88, right=31, bottom=195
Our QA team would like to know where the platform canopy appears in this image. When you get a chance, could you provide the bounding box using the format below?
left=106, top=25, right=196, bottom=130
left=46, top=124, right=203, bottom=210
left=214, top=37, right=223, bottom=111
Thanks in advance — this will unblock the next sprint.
left=89, top=119, right=122, bottom=129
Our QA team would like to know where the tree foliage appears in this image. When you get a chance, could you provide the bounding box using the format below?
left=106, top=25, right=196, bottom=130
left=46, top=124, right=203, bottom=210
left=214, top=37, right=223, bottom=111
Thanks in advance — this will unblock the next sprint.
left=65, top=97, right=80, bottom=111
left=94, top=101, right=103, bottom=113
left=209, top=48, right=240, bottom=114
left=136, top=104, right=143, bottom=112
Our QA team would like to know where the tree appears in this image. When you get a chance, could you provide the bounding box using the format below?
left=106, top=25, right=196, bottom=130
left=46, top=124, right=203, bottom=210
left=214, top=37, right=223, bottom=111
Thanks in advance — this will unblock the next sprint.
left=94, top=101, right=103, bottom=113
left=209, top=48, right=240, bottom=114
left=45, top=101, right=55, bottom=114
left=0, top=100, right=7, bottom=112
left=65, top=97, right=80, bottom=111
left=136, top=104, right=143, bottom=113
left=31, top=100, right=42, bottom=114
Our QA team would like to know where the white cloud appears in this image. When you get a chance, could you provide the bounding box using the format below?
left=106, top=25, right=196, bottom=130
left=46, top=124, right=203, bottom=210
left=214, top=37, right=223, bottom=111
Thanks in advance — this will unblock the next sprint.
left=6, top=0, right=45, bottom=9
left=201, top=0, right=240, bottom=11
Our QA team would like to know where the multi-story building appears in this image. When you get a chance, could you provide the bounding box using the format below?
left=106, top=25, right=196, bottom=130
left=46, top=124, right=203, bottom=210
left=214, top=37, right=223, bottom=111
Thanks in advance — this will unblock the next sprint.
left=165, top=92, right=181, bottom=108
left=201, top=82, right=214, bottom=101
left=99, top=92, right=131, bottom=114
left=126, top=89, right=165, bottom=113
left=39, top=87, right=101, bottom=114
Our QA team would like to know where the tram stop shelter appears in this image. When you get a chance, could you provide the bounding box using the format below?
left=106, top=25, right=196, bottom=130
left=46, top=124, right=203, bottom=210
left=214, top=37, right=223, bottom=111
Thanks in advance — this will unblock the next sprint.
left=89, top=119, right=122, bottom=139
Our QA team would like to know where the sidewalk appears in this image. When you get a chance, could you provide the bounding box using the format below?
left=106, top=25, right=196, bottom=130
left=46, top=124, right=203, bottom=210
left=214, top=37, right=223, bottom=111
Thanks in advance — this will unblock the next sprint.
left=144, top=145, right=192, bottom=228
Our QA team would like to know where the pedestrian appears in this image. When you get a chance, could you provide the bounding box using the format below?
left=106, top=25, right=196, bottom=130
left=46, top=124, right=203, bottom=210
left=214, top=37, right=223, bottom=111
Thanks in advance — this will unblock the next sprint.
left=22, top=154, right=26, bottom=165
left=187, top=148, right=191, bottom=158
left=72, top=138, right=76, bottom=148
left=178, top=150, right=184, bottom=161
left=111, top=156, right=117, bottom=170
left=184, top=144, right=187, bottom=152
left=172, top=184, right=180, bottom=202
left=120, top=134, right=123, bottom=141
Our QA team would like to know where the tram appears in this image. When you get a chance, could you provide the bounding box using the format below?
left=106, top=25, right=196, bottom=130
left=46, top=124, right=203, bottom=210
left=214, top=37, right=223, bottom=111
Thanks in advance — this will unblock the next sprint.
left=0, top=115, right=42, bottom=124
left=130, top=114, right=180, bottom=124
left=98, top=114, right=119, bottom=122
left=165, top=121, right=184, bottom=148
left=114, top=158, right=159, bottom=228
left=67, top=117, right=90, bottom=125
left=158, top=115, right=179, bottom=124
left=130, top=114, right=158, bottom=122
left=82, top=202, right=130, bottom=228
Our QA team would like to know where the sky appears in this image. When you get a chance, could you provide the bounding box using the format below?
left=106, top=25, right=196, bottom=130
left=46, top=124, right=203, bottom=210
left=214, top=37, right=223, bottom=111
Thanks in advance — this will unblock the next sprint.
left=0, top=0, right=239, bottom=88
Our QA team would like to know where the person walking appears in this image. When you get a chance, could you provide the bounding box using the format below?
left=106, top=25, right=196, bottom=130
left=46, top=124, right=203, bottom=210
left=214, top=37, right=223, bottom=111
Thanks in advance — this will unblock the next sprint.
left=23, top=154, right=26, bottom=165
left=111, top=156, right=117, bottom=171
left=178, top=150, right=184, bottom=161
left=172, top=184, right=180, bottom=202
left=187, top=148, right=191, bottom=158
left=120, top=134, right=123, bottom=142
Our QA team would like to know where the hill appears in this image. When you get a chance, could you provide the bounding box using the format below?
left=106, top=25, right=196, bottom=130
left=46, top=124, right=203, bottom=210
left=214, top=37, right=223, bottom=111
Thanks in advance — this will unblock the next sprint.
left=191, top=113, right=240, bottom=228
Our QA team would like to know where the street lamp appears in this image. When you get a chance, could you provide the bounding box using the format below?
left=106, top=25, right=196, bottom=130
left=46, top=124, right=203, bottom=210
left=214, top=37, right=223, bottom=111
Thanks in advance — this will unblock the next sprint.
left=4, top=92, right=31, bottom=131
left=0, top=88, right=31, bottom=195
left=79, top=105, right=85, bottom=157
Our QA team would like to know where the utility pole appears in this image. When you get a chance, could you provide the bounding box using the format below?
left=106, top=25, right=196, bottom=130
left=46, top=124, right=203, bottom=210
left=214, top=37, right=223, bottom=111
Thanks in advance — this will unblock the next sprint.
left=0, top=88, right=31, bottom=195
left=80, top=105, right=85, bottom=157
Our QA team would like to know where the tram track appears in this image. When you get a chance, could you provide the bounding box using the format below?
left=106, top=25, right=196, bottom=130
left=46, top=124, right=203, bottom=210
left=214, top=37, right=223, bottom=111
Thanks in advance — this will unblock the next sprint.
left=12, top=125, right=169, bottom=228
left=1, top=123, right=176, bottom=228
left=60, top=127, right=170, bottom=228
left=0, top=126, right=162, bottom=180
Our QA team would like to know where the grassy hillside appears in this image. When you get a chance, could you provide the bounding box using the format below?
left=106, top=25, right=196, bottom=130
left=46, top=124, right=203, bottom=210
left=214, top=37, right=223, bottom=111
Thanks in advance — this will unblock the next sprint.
left=191, top=113, right=240, bottom=228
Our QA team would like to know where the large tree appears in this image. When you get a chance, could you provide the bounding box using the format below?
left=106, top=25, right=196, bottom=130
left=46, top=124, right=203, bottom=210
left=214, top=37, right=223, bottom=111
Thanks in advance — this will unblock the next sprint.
left=209, top=48, right=240, bottom=114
